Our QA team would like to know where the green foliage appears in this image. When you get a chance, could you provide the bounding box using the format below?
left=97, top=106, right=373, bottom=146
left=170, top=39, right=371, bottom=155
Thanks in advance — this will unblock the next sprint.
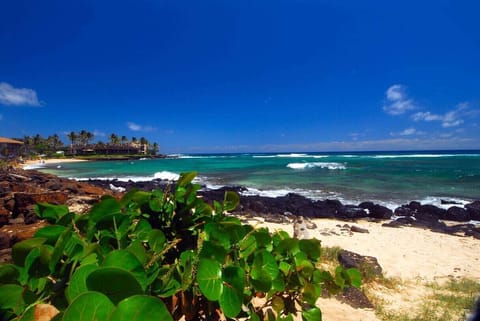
left=0, top=172, right=360, bottom=321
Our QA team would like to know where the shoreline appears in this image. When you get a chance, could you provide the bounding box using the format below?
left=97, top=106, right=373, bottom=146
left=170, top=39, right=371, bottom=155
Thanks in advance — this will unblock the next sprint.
left=1, top=167, right=479, bottom=320
left=21, top=157, right=88, bottom=169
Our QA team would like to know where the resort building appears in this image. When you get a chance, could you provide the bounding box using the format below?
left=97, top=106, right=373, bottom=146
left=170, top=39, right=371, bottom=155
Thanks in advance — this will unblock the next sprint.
left=0, top=137, right=24, bottom=159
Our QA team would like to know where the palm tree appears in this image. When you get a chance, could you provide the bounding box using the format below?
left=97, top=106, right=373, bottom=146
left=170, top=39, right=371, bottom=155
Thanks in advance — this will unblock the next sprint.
left=109, top=133, right=120, bottom=146
left=47, top=134, right=63, bottom=152
left=139, top=137, right=148, bottom=155
left=67, top=131, right=77, bottom=156
left=152, top=142, right=159, bottom=155
left=121, top=135, right=128, bottom=146
left=86, top=131, right=94, bottom=146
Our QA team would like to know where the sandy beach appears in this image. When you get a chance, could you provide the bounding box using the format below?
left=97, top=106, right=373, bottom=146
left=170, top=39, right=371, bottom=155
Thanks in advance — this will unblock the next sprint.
left=21, top=158, right=88, bottom=169
left=255, top=218, right=480, bottom=321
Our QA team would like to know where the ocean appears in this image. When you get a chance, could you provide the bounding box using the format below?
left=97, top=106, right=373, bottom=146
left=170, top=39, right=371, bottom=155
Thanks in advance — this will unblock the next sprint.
left=31, top=151, right=480, bottom=210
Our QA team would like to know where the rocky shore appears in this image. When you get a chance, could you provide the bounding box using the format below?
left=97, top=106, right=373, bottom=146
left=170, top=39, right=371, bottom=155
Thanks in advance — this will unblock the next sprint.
left=88, top=177, right=480, bottom=239
left=1, top=167, right=479, bottom=253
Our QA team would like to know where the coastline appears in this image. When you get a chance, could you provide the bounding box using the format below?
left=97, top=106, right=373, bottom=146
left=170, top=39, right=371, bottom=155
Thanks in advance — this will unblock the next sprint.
left=21, top=158, right=88, bottom=169
left=1, top=167, right=479, bottom=320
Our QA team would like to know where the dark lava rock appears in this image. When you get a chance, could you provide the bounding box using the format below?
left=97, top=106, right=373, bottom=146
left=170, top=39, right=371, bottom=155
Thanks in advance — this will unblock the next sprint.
left=445, top=206, right=470, bottom=222
left=359, top=202, right=392, bottom=219
left=337, top=206, right=368, bottom=220
left=394, top=205, right=415, bottom=217
left=338, top=250, right=383, bottom=278
left=0, top=232, right=10, bottom=250
left=350, top=225, right=369, bottom=233
left=416, top=204, right=446, bottom=221
left=466, top=201, right=480, bottom=221
left=336, top=286, right=374, bottom=309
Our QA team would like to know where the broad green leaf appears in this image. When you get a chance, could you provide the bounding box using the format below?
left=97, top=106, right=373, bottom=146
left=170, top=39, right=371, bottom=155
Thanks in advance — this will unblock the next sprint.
left=50, top=228, right=73, bottom=272
left=89, top=197, right=121, bottom=223
left=0, top=264, right=20, bottom=284
left=24, top=245, right=52, bottom=278
left=177, top=172, right=197, bottom=187
left=346, top=268, right=362, bottom=288
left=126, top=240, right=148, bottom=265
left=250, top=270, right=272, bottom=293
left=252, top=250, right=279, bottom=280
left=295, top=252, right=315, bottom=277
left=0, top=284, right=25, bottom=315
left=223, top=191, right=240, bottom=212
left=299, top=239, right=321, bottom=260
left=303, top=282, right=321, bottom=305
left=200, top=241, right=227, bottom=263
left=254, top=229, right=272, bottom=249
left=102, top=250, right=147, bottom=290
left=109, top=295, right=173, bottom=321
left=34, top=225, right=66, bottom=245
left=34, top=203, right=69, bottom=223
left=12, top=238, right=47, bottom=267
left=134, top=219, right=152, bottom=242
left=334, top=266, right=346, bottom=288
left=302, top=307, right=322, bottom=321
left=219, top=285, right=242, bottom=318
left=275, top=238, right=299, bottom=255
left=62, top=291, right=114, bottom=321
left=86, top=267, right=143, bottom=305
left=239, top=234, right=256, bottom=258
left=148, top=229, right=166, bottom=253
left=197, top=259, right=222, bottom=301
left=222, top=266, right=245, bottom=292
left=219, top=266, right=244, bottom=318
left=66, top=264, right=98, bottom=303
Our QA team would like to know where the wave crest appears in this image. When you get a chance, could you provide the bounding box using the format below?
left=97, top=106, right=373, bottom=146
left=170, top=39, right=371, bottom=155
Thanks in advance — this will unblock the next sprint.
left=287, top=162, right=346, bottom=170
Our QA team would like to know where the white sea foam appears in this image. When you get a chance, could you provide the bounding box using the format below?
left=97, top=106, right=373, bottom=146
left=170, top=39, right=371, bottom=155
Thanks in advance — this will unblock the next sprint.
left=417, top=196, right=471, bottom=210
left=75, top=170, right=181, bottom=183
left=22, top=164, right=46, bottom=170
left=370, top=154, right=479, bottom=159
left=253, top=153, right=328, bottom=158
left=287, top=162, right=346, bottom=170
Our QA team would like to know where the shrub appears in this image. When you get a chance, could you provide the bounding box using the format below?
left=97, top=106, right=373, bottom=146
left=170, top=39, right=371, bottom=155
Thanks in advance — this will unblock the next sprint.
left=0, top=172, right=360, bottom=321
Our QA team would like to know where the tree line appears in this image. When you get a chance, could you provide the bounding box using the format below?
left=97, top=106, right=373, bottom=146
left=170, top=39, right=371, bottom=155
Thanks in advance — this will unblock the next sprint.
left=17, top=130, right=160, bottom=157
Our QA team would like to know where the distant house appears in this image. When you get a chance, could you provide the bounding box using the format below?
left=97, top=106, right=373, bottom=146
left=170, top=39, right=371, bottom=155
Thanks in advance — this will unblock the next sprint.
left=0, top=137, right=24, bottom=159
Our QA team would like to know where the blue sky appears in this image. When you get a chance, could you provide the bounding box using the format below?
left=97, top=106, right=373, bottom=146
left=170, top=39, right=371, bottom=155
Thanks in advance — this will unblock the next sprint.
left=1, top=0, right=479, bottom=153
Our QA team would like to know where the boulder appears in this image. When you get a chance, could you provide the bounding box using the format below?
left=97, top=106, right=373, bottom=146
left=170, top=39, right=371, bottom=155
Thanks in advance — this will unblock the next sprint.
left=466, top=201, right=480, bottom=221
left=359, top=202, right=392, bottom=219
left=338, top=250, right=383, bottom=278
left=415, top=205, right=446, bottom=221
left=337, top=205, right=368, bottom=220
left=445, top=206, right=470, bottom=222
left=394, top=205, right=415, bottom=217
left=13, top=192, right=68, bottom=224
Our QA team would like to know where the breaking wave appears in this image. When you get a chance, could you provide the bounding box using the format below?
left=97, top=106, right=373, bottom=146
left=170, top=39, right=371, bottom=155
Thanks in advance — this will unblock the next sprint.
left=287, top=162, right=346, bottom=170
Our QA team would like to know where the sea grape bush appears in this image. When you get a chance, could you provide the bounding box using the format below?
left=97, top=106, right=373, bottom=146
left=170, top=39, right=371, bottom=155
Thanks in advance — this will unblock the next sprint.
left=0, top=172, right=360, bottom=321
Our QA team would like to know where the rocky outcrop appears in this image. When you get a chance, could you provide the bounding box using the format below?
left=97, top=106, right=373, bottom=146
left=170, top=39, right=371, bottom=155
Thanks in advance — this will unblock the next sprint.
left=0, top=167, right=113, bottom=256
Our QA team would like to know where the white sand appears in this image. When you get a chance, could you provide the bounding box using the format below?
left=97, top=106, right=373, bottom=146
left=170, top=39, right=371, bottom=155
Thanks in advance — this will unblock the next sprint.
left=22, top=158, right=87, bottom=169
left=253, top=218, right=480, bottom=321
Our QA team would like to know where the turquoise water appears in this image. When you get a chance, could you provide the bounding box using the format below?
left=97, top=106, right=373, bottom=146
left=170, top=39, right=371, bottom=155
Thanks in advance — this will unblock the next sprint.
left=35, top=151, right=480, bottom=208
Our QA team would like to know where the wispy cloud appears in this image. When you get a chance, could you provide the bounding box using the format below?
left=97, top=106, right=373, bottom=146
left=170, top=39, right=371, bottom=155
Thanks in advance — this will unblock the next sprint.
left=0, top=82, right=42, bottom=106
left=412, top=102, right=475, bottom=128
left=93, top=130, right=106, bottom=137
left=127, top=122, right=156, bottom=132
left=383, top=84, right=416, bottom=115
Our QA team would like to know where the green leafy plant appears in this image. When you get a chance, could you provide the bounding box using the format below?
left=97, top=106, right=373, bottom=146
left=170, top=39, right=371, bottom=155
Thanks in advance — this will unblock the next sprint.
left=0, top=172, right=360, bottom=321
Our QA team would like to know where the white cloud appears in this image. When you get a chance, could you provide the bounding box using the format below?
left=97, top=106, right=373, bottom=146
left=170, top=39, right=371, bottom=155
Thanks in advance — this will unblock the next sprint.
left=0, top=82, right=42, bottom=106
left=383, top=84, right=416, bottom=115
left=399, top=128, right=417, bottom=136
left=412, top=103, right=474, bottom=128
left=93, top=130, right=106, bottom=137
left=127, top=122, right=156, bottom=132
left=390, top=127, right=425, bottom=137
